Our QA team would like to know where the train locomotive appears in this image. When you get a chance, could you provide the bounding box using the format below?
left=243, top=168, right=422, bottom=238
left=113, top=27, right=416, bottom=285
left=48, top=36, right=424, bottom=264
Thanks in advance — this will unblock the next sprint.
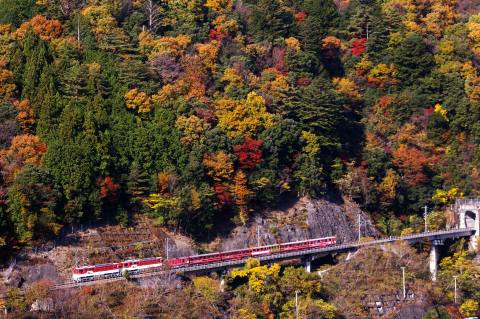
left=72, top=236, right=336, bottom=282
left=72, top=257, right=163, bottom=282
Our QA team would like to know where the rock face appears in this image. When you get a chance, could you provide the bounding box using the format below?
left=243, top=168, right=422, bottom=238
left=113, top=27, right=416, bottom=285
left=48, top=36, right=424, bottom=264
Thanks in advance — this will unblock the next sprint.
left=2, top=259, right=60, bottom=289
left=31, top=297, right=54, bottom=312
left=216, top=196, right=381, bottom=252
left=394, top=304, right=428, bottom=319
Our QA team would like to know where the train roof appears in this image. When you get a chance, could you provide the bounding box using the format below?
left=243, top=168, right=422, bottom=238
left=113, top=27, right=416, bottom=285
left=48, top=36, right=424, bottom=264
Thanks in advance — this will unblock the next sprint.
left=174, top=236, right=337, bottom=259
left=74, top=256, right=163, bottom=270
left=74, top=262, right=118, bottom=269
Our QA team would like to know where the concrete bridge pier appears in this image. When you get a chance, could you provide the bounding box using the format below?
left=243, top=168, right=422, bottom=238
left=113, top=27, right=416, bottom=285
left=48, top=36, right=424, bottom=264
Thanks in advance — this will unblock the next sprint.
left=304, top=256, right=312, bottom=273
left=429, top=240, right=444, bottom=281
left=220, top=277, right=225, bottom=291
left=219, top=269, right=227, bottom=291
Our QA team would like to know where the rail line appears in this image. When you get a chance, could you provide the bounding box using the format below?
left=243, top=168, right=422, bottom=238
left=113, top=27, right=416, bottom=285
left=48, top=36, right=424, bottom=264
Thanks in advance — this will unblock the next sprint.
left=50, top=227, right=475, bottom=290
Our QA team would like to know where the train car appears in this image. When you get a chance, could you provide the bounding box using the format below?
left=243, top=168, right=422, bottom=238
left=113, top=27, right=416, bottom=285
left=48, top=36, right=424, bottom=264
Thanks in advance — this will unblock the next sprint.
left=72, top=263, right=122, bottom=282
left=121, top=257, right=163, bottom=274
left=279, top=236, right=336, bottom=253
left=166, top=236, right=337, bottom=268
left=167, top=256, right=190, bottom=267
left=72, top=257, right=163, bottom=282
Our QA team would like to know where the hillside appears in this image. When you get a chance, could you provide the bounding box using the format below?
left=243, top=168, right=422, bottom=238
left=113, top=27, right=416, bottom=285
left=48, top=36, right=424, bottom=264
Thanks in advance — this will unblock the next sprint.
left=1, top=0, right=480, bottom=255
left=1, top=0, right=480, bottom=317
left=0, top=196, right=371, bottom=285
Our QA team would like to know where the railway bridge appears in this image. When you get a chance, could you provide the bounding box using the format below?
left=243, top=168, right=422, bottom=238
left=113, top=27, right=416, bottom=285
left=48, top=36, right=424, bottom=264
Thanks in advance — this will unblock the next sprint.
left=44, top=198, right=480, bottom=289
left=52, top=227, right=475, bottom=291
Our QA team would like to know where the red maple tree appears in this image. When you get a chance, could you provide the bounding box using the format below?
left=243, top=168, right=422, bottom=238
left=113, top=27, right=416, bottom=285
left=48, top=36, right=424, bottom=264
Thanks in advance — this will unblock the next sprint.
left=295, top=11, right=307, bottom=23
left=392, top=145, right=430, bottom=186
left=234, top=137, right=264, bottom=170
left=98, top=176, right=119, bottom=200
left=213, top=183, right=231, bottom=207
left=209, top=28, right=228, bottom=41
left=351, top=38, right=367, bottom=56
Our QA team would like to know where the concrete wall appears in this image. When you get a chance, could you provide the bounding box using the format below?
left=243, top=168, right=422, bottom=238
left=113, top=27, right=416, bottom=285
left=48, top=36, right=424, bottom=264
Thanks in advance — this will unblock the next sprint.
left=456, top=200, right=480, bottom=251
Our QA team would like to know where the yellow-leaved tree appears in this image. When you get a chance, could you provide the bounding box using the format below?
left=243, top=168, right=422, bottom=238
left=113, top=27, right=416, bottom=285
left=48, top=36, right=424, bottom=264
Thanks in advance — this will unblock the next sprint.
left=233, top=170, right=252, bottom=224
left=204, top=0, right=233, bottom=12
left=0, top=60, right=15, bottom=101
left=230, top=258, right=280, bottom=294
left=176, top=115, right=211, bottom=145
left=215, top=92, right=275, bottom=138
left=124, top=88, right=152, bottom=113
left=432, top=187, right=463, bottom=204
left=467, top=14, right=480, bottom=57
left=460, top=299, right=479, bottom=318
left=301, top=131, right=320, bottom=159
left=332, top=77, right=362, bottom=100
left=379, top=169, right=399, bottom=205
left=203, top=151, right=234, bottom=182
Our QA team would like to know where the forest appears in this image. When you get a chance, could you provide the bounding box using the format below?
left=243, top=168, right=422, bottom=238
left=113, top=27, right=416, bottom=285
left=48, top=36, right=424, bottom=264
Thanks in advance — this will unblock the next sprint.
left=1, top=0, right=480, bottom=250
left=2, top=0, right=480, bottom=317
left=0, top=0, right=480, bottom=250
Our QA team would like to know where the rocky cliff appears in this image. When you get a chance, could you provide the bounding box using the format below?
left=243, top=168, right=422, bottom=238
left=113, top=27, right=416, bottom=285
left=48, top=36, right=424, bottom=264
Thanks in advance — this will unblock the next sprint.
left=211, top=196, right=381, bottom=252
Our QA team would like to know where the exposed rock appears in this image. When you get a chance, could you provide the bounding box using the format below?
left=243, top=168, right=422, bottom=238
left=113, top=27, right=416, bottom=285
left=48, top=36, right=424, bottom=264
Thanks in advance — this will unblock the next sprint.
left=394, top=304, right=428, bottom=319
left=164, top=233, right=195, bottom=259
left=21, top=263, right=59, bottom=286
left=215, top=196, right=381, bottom=252
left=2, top=259, right=60, bottom=289
left=3, top=270, right=22, bottom=288
left=31, top=297, right=54, bottom=312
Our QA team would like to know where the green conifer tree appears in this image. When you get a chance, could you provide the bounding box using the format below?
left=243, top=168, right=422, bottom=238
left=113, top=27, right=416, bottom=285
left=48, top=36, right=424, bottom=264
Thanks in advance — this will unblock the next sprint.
left=299, top=0, right=339, bottom=54
left=249, top=0, right=294, bottom=42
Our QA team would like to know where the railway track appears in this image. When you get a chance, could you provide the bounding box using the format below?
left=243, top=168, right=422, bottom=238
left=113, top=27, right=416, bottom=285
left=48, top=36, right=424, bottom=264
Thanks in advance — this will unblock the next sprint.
left=48, top=227, right=475, bottom=290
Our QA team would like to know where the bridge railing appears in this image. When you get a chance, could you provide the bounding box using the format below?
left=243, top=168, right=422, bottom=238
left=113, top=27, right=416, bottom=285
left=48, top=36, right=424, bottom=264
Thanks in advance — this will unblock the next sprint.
left=455, top=198, right=480, bottom=206
left=170, top=228, right=476, bottom=274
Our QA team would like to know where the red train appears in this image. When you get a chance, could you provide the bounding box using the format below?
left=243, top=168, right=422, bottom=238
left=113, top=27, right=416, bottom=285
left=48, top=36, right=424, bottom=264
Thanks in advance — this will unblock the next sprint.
left=167, top=236, right=336, bottom=267
left=72, top=236, right=336, bottom=282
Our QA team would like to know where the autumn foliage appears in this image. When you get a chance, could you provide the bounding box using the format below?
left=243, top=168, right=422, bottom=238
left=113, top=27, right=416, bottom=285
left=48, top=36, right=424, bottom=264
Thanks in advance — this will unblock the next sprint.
left=0, top=2, right=480, bottom=315
left=351, top=38, right=366, bottom=56
left=14, top=100, right=34, bottom=133
left=234, top=137, right=263, bottom=170
left=14, top=15, right=62, bottom=41
left=0, top=134, right=47, bottom=182
left=124, top=88, right=152, bottom=113
left=98, top=176, right=119, bottom=201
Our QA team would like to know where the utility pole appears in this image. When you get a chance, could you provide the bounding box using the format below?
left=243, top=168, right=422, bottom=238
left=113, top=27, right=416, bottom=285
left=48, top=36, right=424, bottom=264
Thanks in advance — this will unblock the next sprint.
left=453, top=275, right=458, bottom=304
left=295, top=291, right=298, bottom=318
left=358, top=213, right=362, bottom=242
left=257, top=225, right=261, bottom=247
left=77, top=13, right=81, bottom=42
left=401, top=267, right=406, bottom=300
left=165, top=238, right=169, bottom=260
left=424, top=205, right=428, bottom=233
